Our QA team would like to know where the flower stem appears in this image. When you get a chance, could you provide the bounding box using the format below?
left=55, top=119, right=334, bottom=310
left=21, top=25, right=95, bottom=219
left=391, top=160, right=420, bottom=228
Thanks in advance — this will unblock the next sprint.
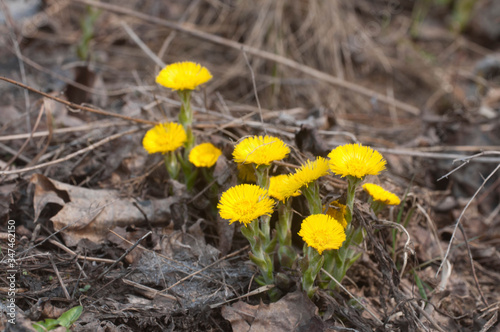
left=240, top=219, right=276, bottom=299
left=177, top=90, right=194, bottom=151
left=164, top=151, right=180, bottom=180
left=276, top=199, right=296, bottom=268
left=302, top=182, right=322, bottom=215
left=322, top=176, right=364, bottom=289
left=300, top=245, right=324, bottom=298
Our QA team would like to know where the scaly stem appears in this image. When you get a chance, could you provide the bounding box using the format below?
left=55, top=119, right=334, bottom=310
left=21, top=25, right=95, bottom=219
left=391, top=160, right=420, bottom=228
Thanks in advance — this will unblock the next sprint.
left=176, top=90, right=196, bottom=190
left=164, top=151, right=180, bottom=180
left=322, top=175, right=364, bottom=290
left=300, top=245, right=324, bottom=298
left=276, top=199, right=296, bottom=268
left=240, top=218, right=277, bottom=300
left=302, top=182, right=322, bottom=215
left=177, top=90, right=194, bottom=152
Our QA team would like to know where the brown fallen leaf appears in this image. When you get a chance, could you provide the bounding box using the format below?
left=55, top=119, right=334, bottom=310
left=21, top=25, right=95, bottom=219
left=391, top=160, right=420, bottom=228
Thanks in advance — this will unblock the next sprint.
left=221, top=291, right=318, bottom=332
left=30, top=173, right=184, bottom=246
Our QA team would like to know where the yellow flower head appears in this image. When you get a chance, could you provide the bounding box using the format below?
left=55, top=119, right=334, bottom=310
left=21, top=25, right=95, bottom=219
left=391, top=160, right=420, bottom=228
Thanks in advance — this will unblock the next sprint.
left=142, top=122, right=187, bottom=154
left=189, top=142, right=222, bottom=167
left=233, top=135, right=290, bottom=165
left=268, top=174, right=300, bottom=201
left=156, top=61, right=212, bottom=91
left=325, top=200, right=348, bottom=228
left=298, top=214, right=346, bottom=255
left=218, top=184, right=275, bottom=226
left=277, top=157, right=330, bottom=200
left=237, top=163, right=256, bottom=183
left=362, top=183, right=401, bottom=205
left=328, top=143, right=386, bottom=179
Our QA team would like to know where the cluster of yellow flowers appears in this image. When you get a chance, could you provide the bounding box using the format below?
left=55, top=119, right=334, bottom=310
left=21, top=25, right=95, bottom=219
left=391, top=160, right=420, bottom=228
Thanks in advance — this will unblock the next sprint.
left=218, top=139, right=399, bottom=255
left=141, top=61, right=402, bottom=298
left=142, top=61, right=222, bottom=184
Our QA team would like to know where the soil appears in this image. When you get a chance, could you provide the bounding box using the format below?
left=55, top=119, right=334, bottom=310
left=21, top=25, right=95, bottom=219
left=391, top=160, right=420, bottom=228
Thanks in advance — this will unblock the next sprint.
left=0, top=1, right=499, bottom=331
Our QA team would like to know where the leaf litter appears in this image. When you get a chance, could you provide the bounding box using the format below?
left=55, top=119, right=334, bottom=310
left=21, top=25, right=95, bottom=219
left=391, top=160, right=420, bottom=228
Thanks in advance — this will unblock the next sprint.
left=0, top=0, right=499, bottom=331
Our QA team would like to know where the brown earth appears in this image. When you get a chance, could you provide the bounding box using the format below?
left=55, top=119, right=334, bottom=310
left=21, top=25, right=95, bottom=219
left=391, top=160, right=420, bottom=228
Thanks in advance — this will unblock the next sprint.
left=0, top=0, right=499, bottom=331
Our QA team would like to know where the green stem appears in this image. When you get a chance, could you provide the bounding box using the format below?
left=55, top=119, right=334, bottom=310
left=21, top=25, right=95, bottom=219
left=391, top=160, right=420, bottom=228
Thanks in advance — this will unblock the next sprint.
left=321, top=175, right=364, bottom=290
left=302, top=182, right=322, bottom=215
left=164, top=151, right=180, bottom=180
left=178, top=151, right=197, bottom=191
left=178, top=90, right=194, bottom=150
left=254, top=164, right=270, bottom=190
left=301, top=245, right=324, bottom=298
left=276, top=199, right=296, bottom=268
left=240, top=218, right=275, bottom=292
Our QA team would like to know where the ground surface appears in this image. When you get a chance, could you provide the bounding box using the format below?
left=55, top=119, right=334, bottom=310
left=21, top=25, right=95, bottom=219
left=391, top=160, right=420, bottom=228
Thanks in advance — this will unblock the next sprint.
left=0, top=0, right=499, bottom=331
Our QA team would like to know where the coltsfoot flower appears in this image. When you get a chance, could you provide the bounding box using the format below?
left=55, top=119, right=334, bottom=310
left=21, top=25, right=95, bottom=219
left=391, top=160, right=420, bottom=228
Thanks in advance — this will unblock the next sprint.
left=156, top=61, right=212, bottom=91
left=233, top=135, right=290, bottom=165
left=362, top=183, right=401, bottom=205
left=277, top=157, right=330, bottom=200
left=142, top=122, right=187, bottom=154
left=189, top=142, right=222, bottom=167
left=268, top=174, right=301, bottom=201
left=328, top=143, right=386, bottom=179
left=298, top=214, right=346, bottom=255
left=218, top=184, right=275, bottom=226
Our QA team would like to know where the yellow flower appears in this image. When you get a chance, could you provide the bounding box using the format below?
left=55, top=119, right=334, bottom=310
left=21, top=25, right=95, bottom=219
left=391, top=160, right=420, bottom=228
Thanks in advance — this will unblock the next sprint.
left=298, top=214, right=346, bottom=255
left=233, top=135, right=290, bottom=165
left=237, top=163, right=256, bottom=182
left=156, top=61, right=212, bottom=91
left=218, top=184, right=275, bottom=226
left=189, top=142, right=222, bottom=167
left=277, top=157, right=330, bottom=199
left=142, top=122, right=186, bottom=154
left=268, top=174, right=300, bottom=201
left=325, top=200, right=348, bottom=228
left=328, top=143, right=386, bottom=179
left=362, top=183, right=401, bottom=205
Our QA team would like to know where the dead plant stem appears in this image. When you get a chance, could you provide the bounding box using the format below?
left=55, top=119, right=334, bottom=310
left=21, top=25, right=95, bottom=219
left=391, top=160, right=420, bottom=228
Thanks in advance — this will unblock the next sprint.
left=0, top=127, right=142, bottom=175
left=0, top=76, right=157, bottom=125
left=73, top=0, right=421, bottom=116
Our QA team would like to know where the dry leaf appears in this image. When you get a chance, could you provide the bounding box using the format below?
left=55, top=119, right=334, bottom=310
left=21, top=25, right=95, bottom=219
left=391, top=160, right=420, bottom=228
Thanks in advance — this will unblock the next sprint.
left=221, top=291, right=318, bottom=332
left=30, top=174, right=182, bottom=246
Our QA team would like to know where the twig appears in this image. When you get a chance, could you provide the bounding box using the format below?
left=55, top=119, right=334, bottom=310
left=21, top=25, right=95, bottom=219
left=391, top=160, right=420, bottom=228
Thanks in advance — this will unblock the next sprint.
left=98, top=231, right=152, bottom=280
left=379, top=220, right=414, bottom=279
left=121, top=278, right=177, bottom=301
left=436, top=152, right=500, bottom=181
left=120, top=20, right=166, bottom=68
left=47, top=238, right=116, bottom=264
left=376, top=147, right=500, bottom=164
left=0, top=0, right=31, bottom=133
left=457, top=222, right=488, bottom=306
left=321, top=268, right=384, bottom=326
left=209, top=284, right=274, bottom=309
left=49, top=255, right=71, bottom=300
left=0, top=143, right=31, bottom=163
left=156, top=0, right=200, bottom=59
left=0, top=76, right=157, bottom=125
left=242, top=50, right=265, bottom=133
left=0, top=120, right=129, bottom=142
left=0, top=127, right=141, bottom=175
left=162, top=245, right=250, bottom=293
left=1, top=99, right=45, bottom=170
left=411, top=301, right=447, bottom=332
left=436, top=162, right=500, bottom=277
left=72, top=0, right=421, bottom=116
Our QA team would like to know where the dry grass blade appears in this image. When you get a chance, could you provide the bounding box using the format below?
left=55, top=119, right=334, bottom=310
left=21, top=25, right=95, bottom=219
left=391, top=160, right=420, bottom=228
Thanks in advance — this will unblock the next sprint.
left=73, top=0, right=420, bottom=115
left=436, top=160, right=500, bottom=278
left=0, top=127, right=141, bottom=175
